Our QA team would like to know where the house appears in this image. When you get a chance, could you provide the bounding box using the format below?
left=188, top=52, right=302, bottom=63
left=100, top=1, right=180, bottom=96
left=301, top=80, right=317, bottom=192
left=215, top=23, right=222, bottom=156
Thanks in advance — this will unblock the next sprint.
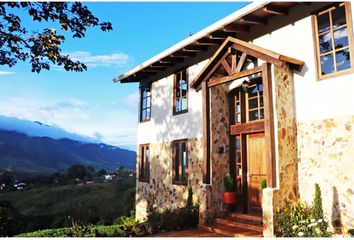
left=114, top=2, right=354, bottom=237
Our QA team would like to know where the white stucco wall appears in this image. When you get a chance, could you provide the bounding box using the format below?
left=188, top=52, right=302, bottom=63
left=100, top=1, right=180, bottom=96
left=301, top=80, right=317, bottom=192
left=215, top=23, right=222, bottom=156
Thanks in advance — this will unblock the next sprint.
left=252, top=10, right=354, bottom=122
left=137, top=60, right=208, bottom=144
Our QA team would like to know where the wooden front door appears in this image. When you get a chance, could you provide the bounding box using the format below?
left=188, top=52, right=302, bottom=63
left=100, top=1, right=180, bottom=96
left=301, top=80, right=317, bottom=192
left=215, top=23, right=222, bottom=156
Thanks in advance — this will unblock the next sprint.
left=247, top=132, right=266, bottom=213
left=229, top=76, right=269, bottom=215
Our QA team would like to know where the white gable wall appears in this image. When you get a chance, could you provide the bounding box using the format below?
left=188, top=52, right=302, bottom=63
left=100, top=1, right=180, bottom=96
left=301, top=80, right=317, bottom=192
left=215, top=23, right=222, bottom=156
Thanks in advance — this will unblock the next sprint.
left=137, top=59, right=208, bottom=145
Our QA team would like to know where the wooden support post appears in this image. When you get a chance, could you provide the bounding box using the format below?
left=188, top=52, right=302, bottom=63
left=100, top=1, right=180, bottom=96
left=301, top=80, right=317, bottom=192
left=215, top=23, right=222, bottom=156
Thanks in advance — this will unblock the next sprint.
left=202, top=81, right=210, bottom=184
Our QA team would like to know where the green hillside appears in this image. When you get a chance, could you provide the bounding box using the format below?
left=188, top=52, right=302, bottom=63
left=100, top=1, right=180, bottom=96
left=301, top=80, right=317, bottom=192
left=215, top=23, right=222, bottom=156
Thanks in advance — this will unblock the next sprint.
left=0, top=178, right=135, bottom=234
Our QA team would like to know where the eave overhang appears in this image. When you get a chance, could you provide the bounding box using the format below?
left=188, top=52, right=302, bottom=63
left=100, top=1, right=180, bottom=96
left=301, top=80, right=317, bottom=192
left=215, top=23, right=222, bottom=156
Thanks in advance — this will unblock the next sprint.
left=113, top=1, right=304, bottom=84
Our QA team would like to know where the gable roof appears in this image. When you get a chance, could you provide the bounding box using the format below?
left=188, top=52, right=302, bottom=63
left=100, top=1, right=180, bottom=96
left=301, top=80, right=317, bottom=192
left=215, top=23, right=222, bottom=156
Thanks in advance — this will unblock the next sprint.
left=190, top=36, right=304, bottom=89
left=113, top=1, right=304, bottom=83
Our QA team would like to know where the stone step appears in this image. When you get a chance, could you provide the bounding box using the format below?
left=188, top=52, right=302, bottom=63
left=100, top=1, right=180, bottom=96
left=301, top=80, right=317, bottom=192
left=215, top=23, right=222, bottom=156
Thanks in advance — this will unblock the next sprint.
left=199, top=223, right=263, bottom=237
left=230, top=213, right=262, bottom=223
left=215, top=216, right=263, bottom=232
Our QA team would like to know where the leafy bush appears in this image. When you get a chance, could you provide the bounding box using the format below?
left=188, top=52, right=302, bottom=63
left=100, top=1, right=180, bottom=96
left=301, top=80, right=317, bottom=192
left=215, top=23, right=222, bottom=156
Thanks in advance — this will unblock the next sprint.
left=17, top=224, right=125, bottom=237
left=0, top=201, right=23, bottom=237
left=223, top=173, right=234, bottom=192
left=275, top=184, right=332, bottom=237
left=311, top=183, right=324, bottom=221
left=348, top=229, right=354, bottom=237
left=260, top=179, right=267, bottom=190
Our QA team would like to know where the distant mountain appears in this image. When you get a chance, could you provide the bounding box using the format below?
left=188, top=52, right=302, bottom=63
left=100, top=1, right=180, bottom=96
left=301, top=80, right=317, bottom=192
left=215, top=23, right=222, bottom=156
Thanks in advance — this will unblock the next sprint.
left=0, top=116, right=98, bottom=143
left=0, top=116, right=136, bottom=178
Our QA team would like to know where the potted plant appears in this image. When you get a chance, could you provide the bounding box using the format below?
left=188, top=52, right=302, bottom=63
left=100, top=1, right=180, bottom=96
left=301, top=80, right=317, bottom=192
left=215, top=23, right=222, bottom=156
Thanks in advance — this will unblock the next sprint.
left=223, top=173, right=236, bottom=204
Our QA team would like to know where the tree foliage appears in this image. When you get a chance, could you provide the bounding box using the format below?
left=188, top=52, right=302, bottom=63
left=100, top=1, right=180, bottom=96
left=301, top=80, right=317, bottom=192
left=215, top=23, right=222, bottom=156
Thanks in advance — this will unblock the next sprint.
left=0, top=2, right=112, bottom=73
left=311, top=183, right=324, bottom=221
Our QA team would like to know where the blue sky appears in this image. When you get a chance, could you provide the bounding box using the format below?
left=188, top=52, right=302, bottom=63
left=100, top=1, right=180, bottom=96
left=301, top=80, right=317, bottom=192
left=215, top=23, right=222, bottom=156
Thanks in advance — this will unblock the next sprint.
left=0, top=2, right=248, bottom=150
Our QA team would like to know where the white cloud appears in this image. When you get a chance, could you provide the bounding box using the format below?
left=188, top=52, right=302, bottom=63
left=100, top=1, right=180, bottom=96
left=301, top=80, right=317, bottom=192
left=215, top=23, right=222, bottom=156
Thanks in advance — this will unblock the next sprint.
left=122, top=91, right=139, bottom=108
left=0, top=71, right=15, bottom=75
left=0, top=97, right=138, bottom=150
left=67, top=51, right=132, bottom=68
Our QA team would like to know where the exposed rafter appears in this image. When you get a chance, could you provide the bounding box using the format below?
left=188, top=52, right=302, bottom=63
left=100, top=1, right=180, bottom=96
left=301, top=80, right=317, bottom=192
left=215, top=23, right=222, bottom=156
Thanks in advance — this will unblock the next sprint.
left=209, top=31, right=234, bottom=40
left=263, top=5, right=289, bottom=15
left=162, top=56, right=184, bottom=63
left=171, top=51, right=196, bottom=57
left=183, top=45, right=208, bottom=52
left=240, top=16, right=267, bottom=25
left=223, top=24, right=250, bottom=33
left=152, top=62, right=174, bottom=67
left=196, top=38, right=221, bottom=46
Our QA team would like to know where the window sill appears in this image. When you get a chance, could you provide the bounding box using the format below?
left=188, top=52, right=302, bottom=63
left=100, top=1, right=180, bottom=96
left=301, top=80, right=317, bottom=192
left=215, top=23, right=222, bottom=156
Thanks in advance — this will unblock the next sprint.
left=173, top=109, right=188, bottom=116
left=139, top=119, right=151, bottom=123
left=318, top=68, right=354, bottom=81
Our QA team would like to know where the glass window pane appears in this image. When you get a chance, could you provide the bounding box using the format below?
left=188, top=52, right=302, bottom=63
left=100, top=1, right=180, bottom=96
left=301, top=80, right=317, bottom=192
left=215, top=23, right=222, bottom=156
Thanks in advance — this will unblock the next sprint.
left=176, top=99, right=180, bottom=112
left=334, top=27, right=349, bottom=49
left=332, top=5, right=346, bottom=28
left=182, top=142, right=187, bottom=180
left=257, top=83, right=263, bottom=94
left=236, top=113, right=241, bottom=123
left=336, top=48, right=351, bottom=71
left=181, top=98, right=187, bottom=111
left=320, top=54, right=335, bottom=75
left=142, top=98, right=147, bottom=109
left=319, top=32, right=333, bottom=54
left=248, top=98, right=258, bottom=110
left=248, top=85, right=258, bottom=97
left=145, top=146, right=149, bottom=179
left=235, top=102, right=240, bottom=113
left=260, top=96, right=264, bottom=107
left=182, top=70, right=187, bottom=82
left=236, top=152, right=241, bottom=165
left=260, top=108, right=264, bottom=120
left=142, top=109, right=147, bottom=121
left=235, top=136, right=241, bottom=149
left=146, top=108, right=151, bottom=119
left=175, top=144, right=179, bottom=180
left=317, top=12, right=330, bottom=34
left=146, top=97, right=150, bottom=108
left=249, top=110, right=259, bottom=121
left=140, top=147, right=145, bottom=178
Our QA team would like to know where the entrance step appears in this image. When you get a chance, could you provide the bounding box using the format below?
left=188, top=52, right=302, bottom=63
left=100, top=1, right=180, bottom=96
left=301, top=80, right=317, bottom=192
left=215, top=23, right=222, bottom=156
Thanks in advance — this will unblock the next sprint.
left=199, top=223, right=262, bottom=237
left=216, top=216, right=263, bottom=232
left=230, top=212, right=262, bottom=223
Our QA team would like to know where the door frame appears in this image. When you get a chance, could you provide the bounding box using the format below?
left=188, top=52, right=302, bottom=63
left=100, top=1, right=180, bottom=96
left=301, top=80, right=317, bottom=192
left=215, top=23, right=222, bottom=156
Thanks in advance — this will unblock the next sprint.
left=227, top=63, right=276, bottom=213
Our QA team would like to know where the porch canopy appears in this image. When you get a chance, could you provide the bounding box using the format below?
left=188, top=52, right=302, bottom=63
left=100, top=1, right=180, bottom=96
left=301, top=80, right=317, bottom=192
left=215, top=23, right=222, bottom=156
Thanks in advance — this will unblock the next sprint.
left=190, top=36, right=304, bottom=91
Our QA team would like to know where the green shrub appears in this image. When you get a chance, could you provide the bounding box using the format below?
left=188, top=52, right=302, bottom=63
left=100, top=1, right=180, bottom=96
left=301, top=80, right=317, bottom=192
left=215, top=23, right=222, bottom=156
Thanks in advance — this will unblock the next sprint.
left=348, top=229, right=354, bottom=237
left=311, top=183, right=324, bottom=221
left=0, top=201, right=23, bottom=237
left=223, top=173, right=234, bottom=192
left=275, top=184, right=333, bottom=238
left=17, top=224, right=125, bottom=237
left=260, top=179, right=267, bottom=190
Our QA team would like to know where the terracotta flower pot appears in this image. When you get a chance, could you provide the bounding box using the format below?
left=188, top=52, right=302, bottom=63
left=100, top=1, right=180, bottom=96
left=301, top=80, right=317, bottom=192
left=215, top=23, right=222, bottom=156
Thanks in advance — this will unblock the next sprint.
left=223, top=192, right=236, bottom=204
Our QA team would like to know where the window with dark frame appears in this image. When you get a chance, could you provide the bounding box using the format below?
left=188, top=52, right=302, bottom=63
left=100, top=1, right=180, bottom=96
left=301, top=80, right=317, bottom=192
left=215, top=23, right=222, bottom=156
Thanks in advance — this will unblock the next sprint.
left=172, top=140, right=188, bottom=185
left=139, top=144, right=149, bottom=182
left=140, top=84, right=151, bottom=122
left=173, top=69, right=188, bottom=115
left=313, top=2, right=354, bottom=79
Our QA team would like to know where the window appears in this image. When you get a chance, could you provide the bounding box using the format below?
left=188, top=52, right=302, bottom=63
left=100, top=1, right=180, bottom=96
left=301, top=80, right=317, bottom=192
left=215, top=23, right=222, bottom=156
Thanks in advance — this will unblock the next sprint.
left=172, top=140, right=188, bottom=185
left=232, top=78, right=264, bottom=125
left=139, top=144, right=149, bottom=182
left=313, top=2, right=354, bottom=79
left=140, top=84, right=151, bottom=122
left=173, top=69, right=188, bottom=115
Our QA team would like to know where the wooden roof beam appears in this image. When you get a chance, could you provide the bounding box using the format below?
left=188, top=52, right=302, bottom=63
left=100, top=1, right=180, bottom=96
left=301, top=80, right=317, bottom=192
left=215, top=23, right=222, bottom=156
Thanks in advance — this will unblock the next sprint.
left=162, top=56, right=184, bottom=62
left=209, top=31, right=235, bottom=40
left=152, top=62, right=174, bottom=67
left=240, top=15, right=267, bottom=25
left=263, top=5, right=289, bottom=15
left=223, top=24, right=250, bottom=33
left=148, top=65, right=166, bottom=70
left=171, top=51, right=196, bottom=57
left=183, top=45, right=208, bottom=52
left=196, top=38, right=221, bottom=46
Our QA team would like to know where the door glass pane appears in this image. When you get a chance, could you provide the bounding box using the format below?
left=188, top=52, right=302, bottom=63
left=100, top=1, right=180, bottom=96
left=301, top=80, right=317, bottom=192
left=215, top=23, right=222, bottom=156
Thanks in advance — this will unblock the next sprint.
left=336, top=48, right=351, bottom=71
left=334, top=27, right=349, bottom=49
left=248, top=98, right=258, bottom=110
left=260, top=96, right=264, bottom=107
left=332, top=5, right=346, bottom=28
left=235, top=113, right=241, bottom=123
left=182, top=142, right=187, bottom=181
left=248, top=85, right=258, bottom=97
left=320, top=54, right=335, bottom=75
left=175, top=143, right=179, bottom=181
left=260, top=109, right=264, bottom=120
left=319, top=32, right=333, bottom=54
left=249, top=110, right=259, bottom=121
left=317, top=12, right=330, bottom=34
left=175, top=99, right=180, bottom=112
left=235, top=136, right=241, bottom=149
left=235, top=102, right=240, bottom=112
left=181, top=98, right=187, bottom=111
left=236, top=152, right=241, bottom=164
left=145, top=146, right=149, bottom=179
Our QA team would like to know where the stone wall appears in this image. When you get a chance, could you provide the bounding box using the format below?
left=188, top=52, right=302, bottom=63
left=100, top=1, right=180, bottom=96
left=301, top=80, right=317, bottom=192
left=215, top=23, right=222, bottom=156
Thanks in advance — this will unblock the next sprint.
left=263, top=64, right=298, bottom=237
left=209, top=84, right=231, bottom=217
left=135, top=138, right=205, bottom=221
left=297, top=115, right=354, bottom=232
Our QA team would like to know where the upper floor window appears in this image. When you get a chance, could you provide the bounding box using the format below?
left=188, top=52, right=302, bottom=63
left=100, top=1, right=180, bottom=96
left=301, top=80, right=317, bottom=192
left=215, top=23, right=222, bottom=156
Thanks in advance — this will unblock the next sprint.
left=313, top=2, right=354, bottom=79
left=140, top=84, right=151, bottom=122
left=173, top=69, right=188, bottom=115
left=172, top=139, right=188, bottom=185
left=139, top=144, right=150, bottom=182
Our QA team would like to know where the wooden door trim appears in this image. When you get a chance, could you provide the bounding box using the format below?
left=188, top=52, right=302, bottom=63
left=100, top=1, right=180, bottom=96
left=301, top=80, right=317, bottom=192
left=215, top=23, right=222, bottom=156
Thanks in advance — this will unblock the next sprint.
left=262, top=62, right=276, bottom=188
left=230, top=121, right=265, bottom=135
